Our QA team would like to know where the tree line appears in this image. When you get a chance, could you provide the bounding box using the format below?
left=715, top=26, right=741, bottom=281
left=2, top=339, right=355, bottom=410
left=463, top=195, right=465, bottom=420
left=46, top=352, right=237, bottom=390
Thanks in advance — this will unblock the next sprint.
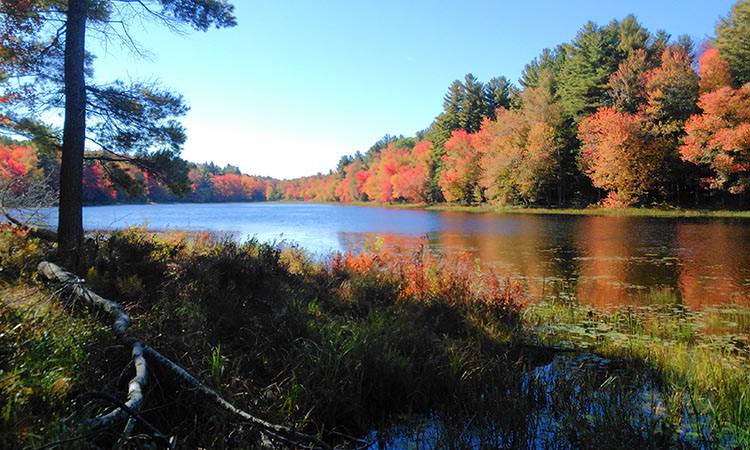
left=2, top=2, right=750, bottom=245
left=0, top=142, right=281, bottom=205
left=280, top=3, right=750, bottom=208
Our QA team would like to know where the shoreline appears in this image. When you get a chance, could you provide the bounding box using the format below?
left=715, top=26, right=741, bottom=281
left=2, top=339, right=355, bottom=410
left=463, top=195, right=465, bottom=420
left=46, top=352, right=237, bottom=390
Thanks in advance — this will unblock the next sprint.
left=277, top=200, right=750, bottom=219
left=79, top=199, right=750, bottom=219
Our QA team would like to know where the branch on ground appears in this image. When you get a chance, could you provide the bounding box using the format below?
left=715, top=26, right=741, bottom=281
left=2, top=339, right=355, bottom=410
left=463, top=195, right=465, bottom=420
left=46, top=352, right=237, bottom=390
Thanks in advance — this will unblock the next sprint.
left=37, top=261, right=334, bottom=450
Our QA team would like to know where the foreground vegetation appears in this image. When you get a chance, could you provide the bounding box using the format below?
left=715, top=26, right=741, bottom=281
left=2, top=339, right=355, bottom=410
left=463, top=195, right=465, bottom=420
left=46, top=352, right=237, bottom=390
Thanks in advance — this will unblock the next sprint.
left=0, top=224, right=748, bottom=449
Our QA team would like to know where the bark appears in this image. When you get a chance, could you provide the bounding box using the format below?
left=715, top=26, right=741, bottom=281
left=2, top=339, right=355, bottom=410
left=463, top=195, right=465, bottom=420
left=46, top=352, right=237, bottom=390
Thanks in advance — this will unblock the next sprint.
left=58, top=0, right=87, bottom=267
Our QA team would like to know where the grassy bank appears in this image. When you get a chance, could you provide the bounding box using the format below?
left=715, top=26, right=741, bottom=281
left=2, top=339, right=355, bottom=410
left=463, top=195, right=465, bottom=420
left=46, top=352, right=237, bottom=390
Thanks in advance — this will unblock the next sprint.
left=295, top=200, right=750, bottom=219
left=1, top=225, right=748, bottom=448
left=422, top=204, right=750, bottom=219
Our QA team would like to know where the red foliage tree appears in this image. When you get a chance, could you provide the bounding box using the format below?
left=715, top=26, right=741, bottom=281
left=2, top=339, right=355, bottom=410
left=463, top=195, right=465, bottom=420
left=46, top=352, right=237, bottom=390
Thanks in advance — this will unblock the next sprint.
left=0, top=144, right=40, bottom=196
left=82, top=161, right=117, bottom=203
left=680, top=84, right=750, bottom=194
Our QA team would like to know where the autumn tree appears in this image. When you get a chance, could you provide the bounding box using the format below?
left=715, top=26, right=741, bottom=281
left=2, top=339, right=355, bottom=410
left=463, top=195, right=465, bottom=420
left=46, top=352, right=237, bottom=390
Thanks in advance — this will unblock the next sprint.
left=578, top=108, right=664, bottom=205
left=642, top=45, right=699, bottom=138
left=362, top=144, right=411, bottom=202
left=424, top=73, right=517, bottom=202
left=335, top=156, right=367, bottom=202
left=609, top=49, right=650, bottom=113
left=476, top=71, right=564, bottom=205
left=0, top=0, right=236, bottom=265
left=390, top=140, right=431, bottom=202
left=680, top=84, right=750, bottom=196
left=474, top=110, right=525, bottom=204
left=438, top=130, right=482, bottom=203
left=697, top=47, right=734, bottom=94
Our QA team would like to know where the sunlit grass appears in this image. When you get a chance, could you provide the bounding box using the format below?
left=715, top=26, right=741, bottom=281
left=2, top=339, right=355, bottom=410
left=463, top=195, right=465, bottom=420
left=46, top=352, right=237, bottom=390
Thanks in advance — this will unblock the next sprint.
left=0, top=284, right=111, bottom=449
left=523, top=291, right=750, bottom=447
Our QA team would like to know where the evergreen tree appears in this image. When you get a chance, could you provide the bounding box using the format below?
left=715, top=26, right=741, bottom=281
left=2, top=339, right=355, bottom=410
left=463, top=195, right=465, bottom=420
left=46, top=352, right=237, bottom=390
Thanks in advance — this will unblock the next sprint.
left=557, top=22, right=621, bottom=121
left=458, top=73, right=486, bottom=133
left=484, top=76, right=513, bottom=118
left=715, top=0, right=750, bottom=85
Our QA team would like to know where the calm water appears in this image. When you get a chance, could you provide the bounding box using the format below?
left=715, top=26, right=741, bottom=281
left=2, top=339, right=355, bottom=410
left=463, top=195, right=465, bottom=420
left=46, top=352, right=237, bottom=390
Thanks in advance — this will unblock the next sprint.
left=37, top=202, right=750, bottom=308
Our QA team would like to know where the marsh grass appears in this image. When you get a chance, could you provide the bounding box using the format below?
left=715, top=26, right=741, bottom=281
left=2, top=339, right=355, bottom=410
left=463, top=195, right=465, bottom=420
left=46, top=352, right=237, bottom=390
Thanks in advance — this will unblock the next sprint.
left=423, top=204, right=750, bottom=219
left=523, top=291, right=750, bottom=448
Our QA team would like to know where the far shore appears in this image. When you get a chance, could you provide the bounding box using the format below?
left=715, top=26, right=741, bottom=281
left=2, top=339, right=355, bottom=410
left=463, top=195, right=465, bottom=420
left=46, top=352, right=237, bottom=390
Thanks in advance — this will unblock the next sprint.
left=74, top=200, right=750, bottom=219
left=271, top=200, right=750, bottom=219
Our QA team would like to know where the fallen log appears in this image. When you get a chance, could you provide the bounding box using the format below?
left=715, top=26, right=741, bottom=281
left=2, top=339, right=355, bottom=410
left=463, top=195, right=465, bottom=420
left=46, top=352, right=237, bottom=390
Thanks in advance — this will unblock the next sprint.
left=38, top=261, right=333, bottom=450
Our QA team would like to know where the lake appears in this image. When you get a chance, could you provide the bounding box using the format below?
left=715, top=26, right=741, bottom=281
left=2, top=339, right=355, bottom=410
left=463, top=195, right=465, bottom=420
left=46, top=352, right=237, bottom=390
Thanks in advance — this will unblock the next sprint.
left=37, top=202, right=750, bottom=309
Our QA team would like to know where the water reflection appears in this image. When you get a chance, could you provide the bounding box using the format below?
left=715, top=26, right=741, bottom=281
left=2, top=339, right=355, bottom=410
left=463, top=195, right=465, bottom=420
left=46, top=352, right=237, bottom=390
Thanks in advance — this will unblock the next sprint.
left=367, top=353, right=717, bottom=450
left=31, top=203, right=750, bottom=309
left=337, top=213, right=750, bottom=308
left=675, top=221, right=750, bottom=308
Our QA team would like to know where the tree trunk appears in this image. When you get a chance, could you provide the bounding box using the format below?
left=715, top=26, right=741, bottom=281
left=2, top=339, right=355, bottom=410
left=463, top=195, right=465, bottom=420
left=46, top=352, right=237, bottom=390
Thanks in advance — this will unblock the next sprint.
left=58, top=0, right=87, bottom=267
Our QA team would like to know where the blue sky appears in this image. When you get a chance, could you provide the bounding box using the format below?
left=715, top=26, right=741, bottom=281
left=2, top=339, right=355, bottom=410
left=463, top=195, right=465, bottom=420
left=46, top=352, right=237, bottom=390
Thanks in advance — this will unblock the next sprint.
left=90, top=0, right=736, bottom=179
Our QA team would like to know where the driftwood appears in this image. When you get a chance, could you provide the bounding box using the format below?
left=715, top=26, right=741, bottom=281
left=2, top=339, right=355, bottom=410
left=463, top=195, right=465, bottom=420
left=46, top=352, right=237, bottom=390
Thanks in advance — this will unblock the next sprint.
left=38, top=261, right=333, bottom=450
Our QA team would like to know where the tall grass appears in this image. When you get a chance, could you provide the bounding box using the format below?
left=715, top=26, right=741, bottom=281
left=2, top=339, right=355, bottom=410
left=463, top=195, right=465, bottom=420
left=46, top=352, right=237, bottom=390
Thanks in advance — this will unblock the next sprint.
left=0, top=285, right=112, bottom=449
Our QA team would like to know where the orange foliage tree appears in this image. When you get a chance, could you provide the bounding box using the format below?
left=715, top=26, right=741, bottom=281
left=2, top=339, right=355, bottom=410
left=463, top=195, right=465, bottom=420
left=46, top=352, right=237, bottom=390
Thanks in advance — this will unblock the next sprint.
left=210, top=173, right=245, bottom=201
left=360, top=142, right=431, bottom=202
left=390, top=141, right=431, bottom=202
left=335, top=159, right=367, bottom=202
left=697, top=47, right=733, bottom=94
left=438, top=130, right=481, bottom=203
left=642, top=46, right=699, bottom=137
left=578, top=108, right=664, bottom=205
left=476, top=73, right=563, bottom=205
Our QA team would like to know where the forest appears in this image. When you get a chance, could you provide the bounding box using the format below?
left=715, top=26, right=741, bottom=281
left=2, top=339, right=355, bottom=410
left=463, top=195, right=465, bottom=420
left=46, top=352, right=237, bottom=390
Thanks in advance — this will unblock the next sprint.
left=3, top=3, right=750, bottom=209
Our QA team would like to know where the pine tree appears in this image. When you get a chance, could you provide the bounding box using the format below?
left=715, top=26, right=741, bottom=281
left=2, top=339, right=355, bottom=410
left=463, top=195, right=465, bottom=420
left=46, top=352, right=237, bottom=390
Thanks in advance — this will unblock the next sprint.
left=715, top=0, right=750, bottom=85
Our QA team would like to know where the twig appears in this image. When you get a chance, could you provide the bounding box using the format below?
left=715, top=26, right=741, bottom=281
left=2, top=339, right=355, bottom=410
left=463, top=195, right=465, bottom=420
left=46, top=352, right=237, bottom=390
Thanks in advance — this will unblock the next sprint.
left=0, top=208, right=58, bottom=241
